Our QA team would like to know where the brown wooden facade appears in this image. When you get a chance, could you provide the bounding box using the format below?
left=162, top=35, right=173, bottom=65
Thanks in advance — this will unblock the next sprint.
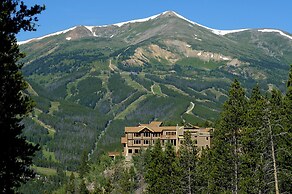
left=121, top=121, right=212, bottom=159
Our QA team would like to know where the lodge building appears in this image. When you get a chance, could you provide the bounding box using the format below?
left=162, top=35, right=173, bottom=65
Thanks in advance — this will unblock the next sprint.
left=121, top=121, right=212, bottom=158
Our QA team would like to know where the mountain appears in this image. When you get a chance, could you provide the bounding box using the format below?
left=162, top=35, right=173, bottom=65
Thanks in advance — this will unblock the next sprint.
left=18, top=11, right=292, bottom=171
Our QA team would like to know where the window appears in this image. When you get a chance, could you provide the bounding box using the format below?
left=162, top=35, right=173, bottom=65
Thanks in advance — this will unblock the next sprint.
left=134, top=133, right=141, bottom=137
left=144, top=139, right=150, bottom=144
left=166, top=132, right=176, bottom=136
left=153, top=133, right=161, bottom=137
left=206, top=137, right=209, bottom=140
left=170, top=139, right=176, bottom=146
left=134, top=140, right=141, bottom=144
left=128, top=149, right=132, bottom=153
left=144, top=132, right=151, bottom=137
left=135, top=149, right=139, bottom=153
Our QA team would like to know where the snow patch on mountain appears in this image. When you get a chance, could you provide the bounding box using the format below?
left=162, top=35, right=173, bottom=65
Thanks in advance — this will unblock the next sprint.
left=18, top=26, right=77, bottom=45
left=111, top=10, right=249, bottom=36
left=112, top=12, right=162, bottom=27
left=168, top=11, right=249, bottom=35
left=18, top=11, right=291, bottom=45
left=258, top=29, right=292, bottom=40
left=213, top=29, right=249, bottom=35
left=84, top=26, right=97, bottom=36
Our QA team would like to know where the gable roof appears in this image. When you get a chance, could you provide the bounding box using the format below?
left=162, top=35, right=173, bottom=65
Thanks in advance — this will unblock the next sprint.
left=125, top=123, right=178, bottom=133
left=139, top=127, right=154, bottom=133
left=124, top=121, right=213, bottom=134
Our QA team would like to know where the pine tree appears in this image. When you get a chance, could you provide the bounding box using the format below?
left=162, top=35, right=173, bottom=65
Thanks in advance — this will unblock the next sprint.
left=79, top=179, right=89, bottom=194
left=245, top=86, right=289, bottom=194
left=132, top=149, right=149, bottom=192
left=115, top=166, right=137, bottom=194
left=145, top=140, right=165, bottom=194
left=196, top=147, right=211, bottom=192
left=66, top=172, right=75, bottom=194
left=260, top=89, right=282, bottom=194
left=240, top=84, right=267, bottom=193
left=0, top=1, right=44, bottom=193
left=79, top=150, right=90, bottom=179
left=279, top=65, right=292, bottom=192
left=178, top=131, right=198, bottom=194
left=163, top=142, right=180, bottom=194
left=208, top=79, right=247, bottom=193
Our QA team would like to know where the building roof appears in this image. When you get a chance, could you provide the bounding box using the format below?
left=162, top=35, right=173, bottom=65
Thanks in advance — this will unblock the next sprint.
left=125, top=121, right=179, bottom=133
left=108, top=152, right=122, bottom=157
left=124, top=121, right=213, bottom=133
left=149, top=121, right=163, bottom=127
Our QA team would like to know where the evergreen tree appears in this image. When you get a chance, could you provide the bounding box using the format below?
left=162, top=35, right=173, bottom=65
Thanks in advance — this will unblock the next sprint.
left=115, top=166, right=137, bottom=194
left=145, top=140, right=165, bottom=194
left=264, top=89, right=283, bottom=194
left=79, top=150, right=90, bottom=179
left=163, top=142, right=181, bottom=193
left=132, top=148, right=148, bottom=191
left=196, top=147, right=211, bottom=192
left=66, top=172, right=75, bottom=194
left=208, top=79, right=247, bottom=193
left=279, top=65, right=292, bottom=192
left=0, top=1, right=44, bottom=192
left=178, top=131, right=198, bottom=194
left=79, top=179, right=89, bottom=194
left=240, top=84, right=267, bottom=193
left=244, top=86, right=288, bottom=194
left=242, top=87, right=287, bottom=194
left=144, top=140, right=181, bottom=194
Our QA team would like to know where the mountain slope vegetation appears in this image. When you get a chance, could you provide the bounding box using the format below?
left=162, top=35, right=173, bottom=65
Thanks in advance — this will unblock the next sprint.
left=19, top=11, right=292, bottom=174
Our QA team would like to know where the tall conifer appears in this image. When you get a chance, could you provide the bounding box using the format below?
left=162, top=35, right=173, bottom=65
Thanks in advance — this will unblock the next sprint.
left=280, top=65, right=292, bottom=192
left=145, top=141, right=181, bottom=194
left=208, top=79, right=247, bottom=193
left=0, top=1, right=44, bottom=192
left=163, top=143, right=181, bottom=193
left=145, top=140, right=165, bottom=194
left=240, top=84, right=267, bottom=193
left=178, top=131, right=198, bottom=194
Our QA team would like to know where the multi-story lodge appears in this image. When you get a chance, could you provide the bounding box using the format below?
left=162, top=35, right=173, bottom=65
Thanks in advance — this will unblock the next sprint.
left=121, top=121, right=212, bottom=158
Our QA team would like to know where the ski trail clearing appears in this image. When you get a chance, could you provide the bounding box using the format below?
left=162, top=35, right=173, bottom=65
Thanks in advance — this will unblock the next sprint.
left=186, top=102, right=195, bottom=114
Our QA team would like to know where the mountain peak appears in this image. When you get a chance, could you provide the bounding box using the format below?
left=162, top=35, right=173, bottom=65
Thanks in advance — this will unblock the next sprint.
left=162, top=10, right=179, bottom=16
left=18, top=11, right=291, bottom=45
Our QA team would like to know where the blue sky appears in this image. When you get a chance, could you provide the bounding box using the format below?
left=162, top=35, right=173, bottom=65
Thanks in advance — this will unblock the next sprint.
left=17, top=0, right=292, bottom=41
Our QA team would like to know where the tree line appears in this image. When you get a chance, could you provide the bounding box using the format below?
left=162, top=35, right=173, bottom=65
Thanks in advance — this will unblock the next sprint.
left=62, top=67, right=291, bottom=194
left=132, top=68, right=292, bottom=194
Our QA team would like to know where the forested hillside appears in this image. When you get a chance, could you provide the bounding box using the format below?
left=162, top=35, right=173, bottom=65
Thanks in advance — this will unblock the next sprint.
left=17, top=11, right=292, bottom=193
left=20, top=69, right=292, bottom=193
